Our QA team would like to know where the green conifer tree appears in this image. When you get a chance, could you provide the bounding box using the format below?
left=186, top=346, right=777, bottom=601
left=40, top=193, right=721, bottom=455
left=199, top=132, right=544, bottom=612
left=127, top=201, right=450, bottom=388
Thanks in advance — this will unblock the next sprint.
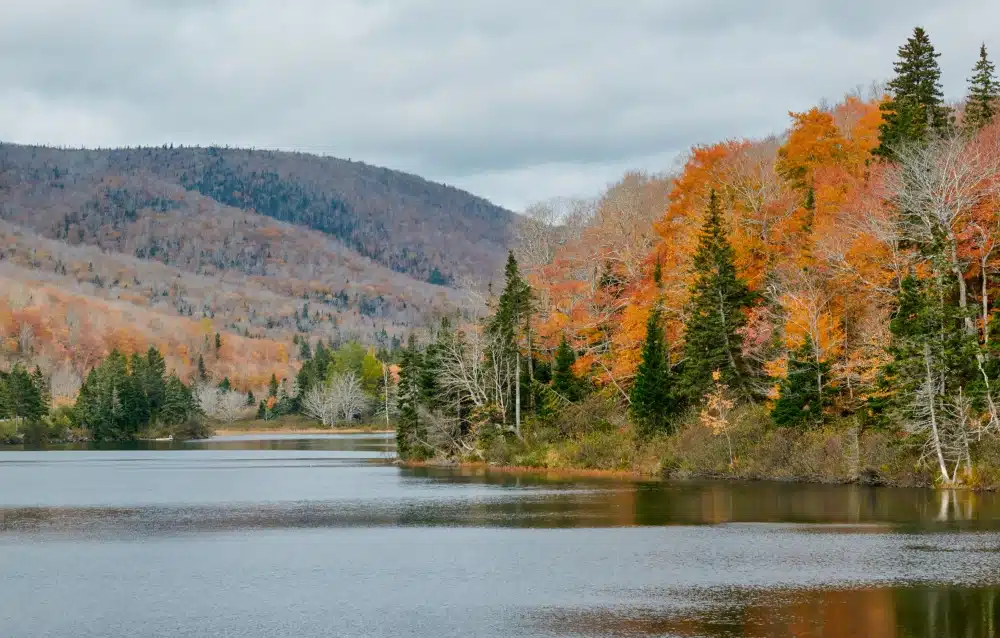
left=964, top=43, right=999, bottom=133
left=552, top=335, right=581, bottom=402
left=197, top=354, right=208, bottom=382
left=395, top=335, right=429, bottom=460
left=875, top=27, right=951, bottom=159
left=246, top=390, right=256, bottom=407
left=218, top=377, right=232, bottom=392
left=268, top=373, right=279, bottom=398
left=30, top=366, right=51, bottom=415
left=678, top=191, right=758, bottom=402
left=771, top=335, right=831, bottom=426
left=630, top=305, right=677, bottom=433
left=161, top=374, right=196, bottom=426
left=214, top=332, right=222, bottom=351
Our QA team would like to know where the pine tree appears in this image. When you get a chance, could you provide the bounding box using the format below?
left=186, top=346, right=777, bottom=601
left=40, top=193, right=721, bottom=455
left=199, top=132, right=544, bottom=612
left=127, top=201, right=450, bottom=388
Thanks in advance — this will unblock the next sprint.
left=75, top=350, right=145, bottom=441
left=489, top=252, right=533, bottom=432
left=161, top=374, right=196, bottom=426
left=298, top=338, right=313, bottom=361
left=197, top=355, right=208, bottom=382
left=214, top=332, right=222, bottom=351
left=771, top=336, right=831, bottom=426
left=630, top=305, right=677, bottom=433
left=875, top=27, right=951, bottom=159
left=395, top=335, right=428, bottom=460
left=268, top=373, right=279, bottom=398
left=30, top=366, right=51, bottom=414
left=678, top=191, right=758, bottom=403
left=964, top=43, right=998, bottom=133
left=246, top=390, right=256, bottom=406
left=552, top=335, right=581, bottom=402
left=3, top=365, right=45, bottom=423
left=142, top=346, right=167, bottom=419
left=218, top=377, right=232, bottom=392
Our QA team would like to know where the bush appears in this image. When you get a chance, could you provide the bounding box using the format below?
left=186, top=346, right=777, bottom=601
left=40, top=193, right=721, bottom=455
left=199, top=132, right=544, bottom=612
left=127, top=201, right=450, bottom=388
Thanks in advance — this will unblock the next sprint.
left=0, top=420, right=21, bottom=445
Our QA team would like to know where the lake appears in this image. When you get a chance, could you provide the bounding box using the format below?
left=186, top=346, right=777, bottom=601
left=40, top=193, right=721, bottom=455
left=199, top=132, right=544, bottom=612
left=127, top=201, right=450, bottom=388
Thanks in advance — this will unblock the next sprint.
left=2, top=433, right=999, bottom=637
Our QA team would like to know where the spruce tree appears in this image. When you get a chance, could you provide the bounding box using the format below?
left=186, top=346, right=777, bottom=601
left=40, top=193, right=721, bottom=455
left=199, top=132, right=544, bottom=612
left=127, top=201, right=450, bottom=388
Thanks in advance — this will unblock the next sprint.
left=630, top=305, right=677, bottom=433
left=4, top=365, right=45, bottom=423
left=771, top=335, right=831, bottom=426
left=142, top=346, right=167, bottom=418
left=298, top=338, right=313, bottom=361
left=395, top=335, right=428, bottom=460
left=218, top=377, right=232, bottom=392
left=214, top=332, right=222, bottom=351
left=268, top=374, right=279, bottom=398
left=489, top=252, right=533, bottom=430
left=197, top=355, right=208, bottom=382
left=875, top=27, right=951, bottom=159
left=678, top=191, right=758, bottom=402
left=161, top=374, right=196, bottom=426
left=30, top=366, right=51, bottom=414
left=964, top=43, right=998, bottom=133
left=246, top=390, right=256, bottom=406
left=552, top=335, right=581, bottom=402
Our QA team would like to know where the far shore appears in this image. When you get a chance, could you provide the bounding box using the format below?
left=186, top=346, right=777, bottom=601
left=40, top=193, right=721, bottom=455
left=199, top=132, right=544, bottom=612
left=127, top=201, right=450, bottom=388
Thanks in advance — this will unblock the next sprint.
left=214, top=427, right=394, bottom=436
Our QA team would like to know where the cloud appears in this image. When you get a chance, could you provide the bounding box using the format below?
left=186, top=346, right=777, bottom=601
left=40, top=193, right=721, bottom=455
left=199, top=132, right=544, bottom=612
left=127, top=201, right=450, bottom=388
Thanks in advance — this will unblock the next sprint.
left=0, top=0, right=995, bottom=209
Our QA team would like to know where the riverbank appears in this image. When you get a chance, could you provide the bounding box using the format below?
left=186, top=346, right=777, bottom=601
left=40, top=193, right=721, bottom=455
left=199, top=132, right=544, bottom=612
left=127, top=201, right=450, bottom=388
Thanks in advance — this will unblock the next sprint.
left=215, top=427, right=393, bottom=436
left=407, top=402, right=1000, bottom=490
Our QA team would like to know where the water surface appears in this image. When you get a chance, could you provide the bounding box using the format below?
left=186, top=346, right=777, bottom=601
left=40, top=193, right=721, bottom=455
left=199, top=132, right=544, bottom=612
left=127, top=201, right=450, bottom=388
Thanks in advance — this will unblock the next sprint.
left=2, top=433, right=998, bottom=636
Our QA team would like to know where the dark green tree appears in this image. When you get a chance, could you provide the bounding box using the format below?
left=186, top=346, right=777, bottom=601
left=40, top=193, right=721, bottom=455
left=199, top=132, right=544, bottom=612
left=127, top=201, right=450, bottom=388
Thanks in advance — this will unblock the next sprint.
left=298, top=338, right=313, bottom=361
left=268, top=373, right=279, bottom=398
left=552, top=335, right=582, bottom=402
left=964, top=43, right=998, bottom=133
left=678, top=191, right=758, bottom=402
left=395, top=335, right=429, bottom=460
left=30, top=366, right=51, bottom=414
left=875, top=27, right=951, bottom=159
left=160, top=374, right=197, bottom=426
left=771, top=336, right=831, bottom=426
left=197, top=354, right=208, bottom=382
left=214, top=332, right=222, bottom=351
left=75, top=350, right=146, bottom=441
left=246, top=390, right=256, bottom=406
left=1, top=365, right=46, bottom=424
left=630, top=305, right=678, bottom=433
left=218, top=377, right=232, bottom=392
left=141, top=346, right=167, bottom=419
left=488, top=252, right=533, bottom=430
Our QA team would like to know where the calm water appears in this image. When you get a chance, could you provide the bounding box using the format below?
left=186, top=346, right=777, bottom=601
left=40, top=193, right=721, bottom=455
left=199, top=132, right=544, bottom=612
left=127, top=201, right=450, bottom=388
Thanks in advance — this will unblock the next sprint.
left=2, top=434, right=999, bottom=637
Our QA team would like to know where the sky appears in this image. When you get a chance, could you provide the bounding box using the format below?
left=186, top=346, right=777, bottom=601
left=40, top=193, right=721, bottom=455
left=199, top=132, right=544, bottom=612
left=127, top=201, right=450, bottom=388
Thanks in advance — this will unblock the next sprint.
left=0, top=1, right=997, bottom=211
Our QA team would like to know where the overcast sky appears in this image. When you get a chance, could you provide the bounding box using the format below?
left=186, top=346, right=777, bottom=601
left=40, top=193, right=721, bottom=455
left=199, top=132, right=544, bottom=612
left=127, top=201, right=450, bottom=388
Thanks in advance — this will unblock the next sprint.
left=0, top=1, right=996, bottom=210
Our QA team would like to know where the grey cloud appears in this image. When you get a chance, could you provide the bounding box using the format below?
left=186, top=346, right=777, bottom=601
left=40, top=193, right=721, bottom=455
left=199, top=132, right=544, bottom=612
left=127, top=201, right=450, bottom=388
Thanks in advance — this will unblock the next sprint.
left=0, top=0, right=996, bottom=209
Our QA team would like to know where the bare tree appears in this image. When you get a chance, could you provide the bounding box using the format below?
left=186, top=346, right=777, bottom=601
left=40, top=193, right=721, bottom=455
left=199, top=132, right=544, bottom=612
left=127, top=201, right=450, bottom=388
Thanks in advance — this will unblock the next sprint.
left=216, top=391, right=252, bottom=424
left=50, top=361, right=82, bottom=400
left=302, top=383, right=339, bottom=427
left=887, top=135, right=1000, bottom=333
left=330, top=373, right=366, bottom=423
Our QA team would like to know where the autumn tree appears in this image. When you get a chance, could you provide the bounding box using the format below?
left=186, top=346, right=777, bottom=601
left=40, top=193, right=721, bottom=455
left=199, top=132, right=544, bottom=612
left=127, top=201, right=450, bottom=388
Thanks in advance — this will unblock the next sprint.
left=875, top=27, right=951, bottom=159
left=964, top=43, right=999, bottom=133
left=678, top=191, right=758, bottom=402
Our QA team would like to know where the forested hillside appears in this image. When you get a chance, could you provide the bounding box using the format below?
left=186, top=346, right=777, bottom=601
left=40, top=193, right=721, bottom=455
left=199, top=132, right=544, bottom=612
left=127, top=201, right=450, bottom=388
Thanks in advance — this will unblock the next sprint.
left=0, top=142, right=512, bottom=420
left=0, top=144, right=513, bottom=284
left=394, top=29, right=1000, bottom=488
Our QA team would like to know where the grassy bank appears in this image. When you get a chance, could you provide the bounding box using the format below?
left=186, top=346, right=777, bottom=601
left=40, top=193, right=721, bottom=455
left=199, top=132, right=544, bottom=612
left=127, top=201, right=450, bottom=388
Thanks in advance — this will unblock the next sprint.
left=436, top=397, right=1000, bottom=490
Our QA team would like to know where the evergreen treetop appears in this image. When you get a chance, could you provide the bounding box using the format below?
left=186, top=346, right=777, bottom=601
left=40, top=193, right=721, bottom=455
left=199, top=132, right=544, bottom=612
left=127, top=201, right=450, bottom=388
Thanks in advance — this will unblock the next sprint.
left=875, top=26, right=951, bottom=159
left=964, top=43, right=999, bottom=133
left=678, top=190, right=758, bottom=402
left=630, top=304, right=677, bottom=433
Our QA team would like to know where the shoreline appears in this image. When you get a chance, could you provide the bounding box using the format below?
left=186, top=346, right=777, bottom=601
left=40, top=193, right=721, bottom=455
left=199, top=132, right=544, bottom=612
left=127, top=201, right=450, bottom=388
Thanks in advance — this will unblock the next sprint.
left=214, top=428, right=394, bottom=436
left=399, top=459, right=655, bottom=481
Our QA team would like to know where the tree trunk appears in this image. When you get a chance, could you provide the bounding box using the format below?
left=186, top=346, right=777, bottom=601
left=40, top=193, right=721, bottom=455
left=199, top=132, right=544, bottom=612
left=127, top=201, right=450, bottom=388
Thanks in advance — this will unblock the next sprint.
left=515, top=348, right=521, bottom=438
left=923, top=343, right=950, bottom=484
left=950, top=238, right=976, bottom=336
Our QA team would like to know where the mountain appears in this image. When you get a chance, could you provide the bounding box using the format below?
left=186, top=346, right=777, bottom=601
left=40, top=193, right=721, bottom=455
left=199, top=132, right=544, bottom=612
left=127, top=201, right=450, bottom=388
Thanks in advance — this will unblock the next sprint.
left=0, top=142, right=514, bottom=391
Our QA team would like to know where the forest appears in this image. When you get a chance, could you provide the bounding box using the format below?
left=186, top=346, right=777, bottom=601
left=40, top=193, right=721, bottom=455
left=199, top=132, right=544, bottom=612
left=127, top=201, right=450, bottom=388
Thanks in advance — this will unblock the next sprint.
left=393, top=27, right=1000, bottom=488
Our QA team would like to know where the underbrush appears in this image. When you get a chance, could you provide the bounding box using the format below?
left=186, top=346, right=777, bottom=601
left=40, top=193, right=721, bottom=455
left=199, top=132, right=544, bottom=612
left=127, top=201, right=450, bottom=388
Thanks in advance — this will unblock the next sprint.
left=454, top=397, right=1000, bottom=489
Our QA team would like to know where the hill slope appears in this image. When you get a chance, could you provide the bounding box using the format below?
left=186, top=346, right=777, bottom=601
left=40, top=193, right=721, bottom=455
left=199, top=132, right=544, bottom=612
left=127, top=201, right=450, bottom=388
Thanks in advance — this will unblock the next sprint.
left=0, top=143, right=514, bottom=283
left=0, top=143, right=510, bottom=391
